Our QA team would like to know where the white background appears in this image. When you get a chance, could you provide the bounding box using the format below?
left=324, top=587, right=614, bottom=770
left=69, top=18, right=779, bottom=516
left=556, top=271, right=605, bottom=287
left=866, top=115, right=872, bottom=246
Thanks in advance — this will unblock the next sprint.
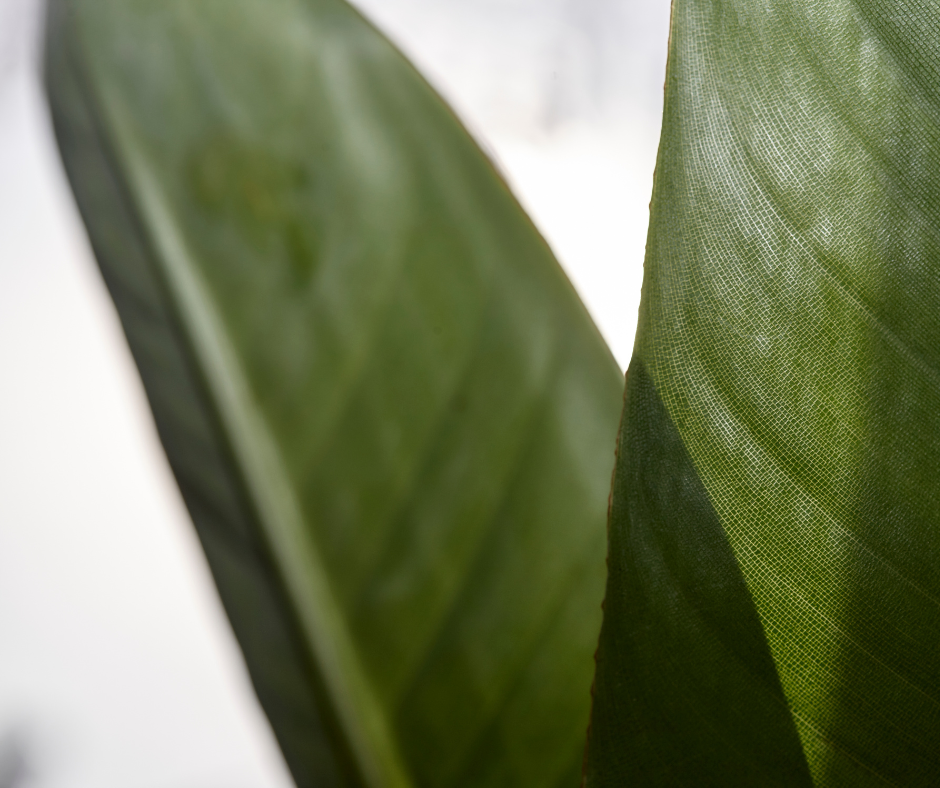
left=0, top=1, right=670, bottom=785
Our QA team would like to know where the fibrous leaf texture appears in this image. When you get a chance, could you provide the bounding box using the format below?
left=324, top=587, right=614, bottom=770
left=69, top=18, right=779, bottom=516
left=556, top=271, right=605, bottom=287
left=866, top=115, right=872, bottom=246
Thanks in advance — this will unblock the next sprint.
left=43, top=2, right=624, bottom=787
left=586, top=0, right=940, bottom=786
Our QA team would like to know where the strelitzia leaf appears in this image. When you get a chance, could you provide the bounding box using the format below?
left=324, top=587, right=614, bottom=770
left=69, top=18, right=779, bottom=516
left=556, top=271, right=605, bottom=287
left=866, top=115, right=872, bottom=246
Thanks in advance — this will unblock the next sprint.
left=586, top=0, right=940, bottom=785
left=43, top=2, right=624, bottom=787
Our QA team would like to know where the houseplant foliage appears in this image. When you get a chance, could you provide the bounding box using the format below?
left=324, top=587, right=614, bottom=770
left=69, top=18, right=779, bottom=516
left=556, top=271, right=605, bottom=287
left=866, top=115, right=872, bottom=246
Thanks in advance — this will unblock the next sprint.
left=585, top=0, right=940, bottom=786
left=43, top=0, right=624, bottom=786
left=44, top=0, right=940, bottom=786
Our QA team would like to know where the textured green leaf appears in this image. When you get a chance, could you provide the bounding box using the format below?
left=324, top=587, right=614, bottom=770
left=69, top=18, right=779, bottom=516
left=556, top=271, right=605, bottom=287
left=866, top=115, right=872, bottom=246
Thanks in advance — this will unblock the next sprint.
left=585, top=361, right=813, bottom=786
left=43, top=2, right=624, bottom=787
left=587, top=0, right=940, bottom=785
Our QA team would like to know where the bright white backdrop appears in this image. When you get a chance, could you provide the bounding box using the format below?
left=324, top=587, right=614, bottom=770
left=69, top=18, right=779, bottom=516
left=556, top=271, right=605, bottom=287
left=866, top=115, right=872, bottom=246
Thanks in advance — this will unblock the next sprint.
left=0, top=1, right=669, bottom=785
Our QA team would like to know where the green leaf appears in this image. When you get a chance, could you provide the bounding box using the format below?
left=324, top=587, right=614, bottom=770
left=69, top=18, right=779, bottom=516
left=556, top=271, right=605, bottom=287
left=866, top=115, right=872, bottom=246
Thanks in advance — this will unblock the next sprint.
left=586, top=0, right=940, bottom=785
left=585, top=361, right=814, bottom=786
left=43, top=2, right=624, bottom=787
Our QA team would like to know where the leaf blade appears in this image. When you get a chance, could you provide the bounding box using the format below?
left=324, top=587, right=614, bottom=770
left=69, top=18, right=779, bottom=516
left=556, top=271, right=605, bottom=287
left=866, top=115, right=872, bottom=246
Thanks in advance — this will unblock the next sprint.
left=585, top=361, right=813, bottom=786
left=44, top=1, right=625, bottom=787
left=587, top=0, right=940, bottom=784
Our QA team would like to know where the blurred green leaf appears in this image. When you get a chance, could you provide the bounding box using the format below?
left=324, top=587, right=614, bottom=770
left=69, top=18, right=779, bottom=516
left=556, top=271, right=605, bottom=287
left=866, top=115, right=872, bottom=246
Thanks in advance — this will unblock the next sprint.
left=586, top=0, right=940, bottom=785
left=44, top=1, right=624, bottom=787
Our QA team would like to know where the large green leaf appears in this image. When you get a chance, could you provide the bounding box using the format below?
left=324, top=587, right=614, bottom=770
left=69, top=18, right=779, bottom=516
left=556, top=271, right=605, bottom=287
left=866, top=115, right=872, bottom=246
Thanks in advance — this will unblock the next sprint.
left=43, top=2, right=624, bottom=787
left=586, top=0, right=940, bottom=785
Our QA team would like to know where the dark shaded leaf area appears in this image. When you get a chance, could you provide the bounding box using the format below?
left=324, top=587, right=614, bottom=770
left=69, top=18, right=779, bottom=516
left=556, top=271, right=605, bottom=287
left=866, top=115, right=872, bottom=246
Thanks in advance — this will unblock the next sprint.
left=584, top=360, right=813, bottom=788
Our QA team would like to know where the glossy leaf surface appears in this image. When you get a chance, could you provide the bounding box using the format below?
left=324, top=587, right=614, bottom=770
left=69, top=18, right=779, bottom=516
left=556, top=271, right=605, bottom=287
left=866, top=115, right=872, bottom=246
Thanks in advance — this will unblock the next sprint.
left=587, top=0, right=940, bottom=785
left=44, top=2, right=625, bottom=787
